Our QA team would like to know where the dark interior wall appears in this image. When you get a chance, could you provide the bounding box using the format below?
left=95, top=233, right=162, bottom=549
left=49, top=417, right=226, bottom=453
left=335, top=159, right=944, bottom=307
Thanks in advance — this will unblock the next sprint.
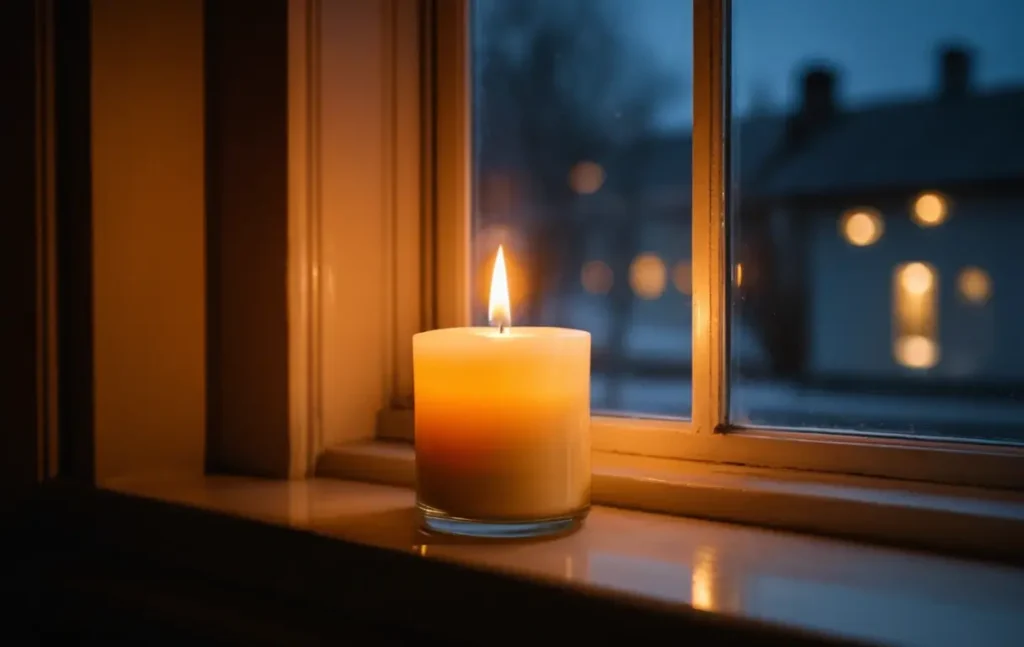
left=53, top=0, right=96, bottom=484
left=0, top=0, right=44, bottom=506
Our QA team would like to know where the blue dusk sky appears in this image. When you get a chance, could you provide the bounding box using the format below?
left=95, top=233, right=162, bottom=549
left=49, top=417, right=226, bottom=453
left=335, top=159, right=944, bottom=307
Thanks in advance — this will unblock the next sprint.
left=614, top=0, right=1024, bottom=128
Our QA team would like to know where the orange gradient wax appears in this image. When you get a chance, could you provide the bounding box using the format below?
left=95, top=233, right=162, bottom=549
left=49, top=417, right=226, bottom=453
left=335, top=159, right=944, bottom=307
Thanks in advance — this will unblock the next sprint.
left=413, top=326, right=591, bottom=520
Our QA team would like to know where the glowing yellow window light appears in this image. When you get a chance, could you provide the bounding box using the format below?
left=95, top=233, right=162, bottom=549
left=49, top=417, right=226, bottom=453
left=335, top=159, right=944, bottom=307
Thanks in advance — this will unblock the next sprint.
left=840, top=209, right=884, bottom=246
left=912, top=191, right=948, bottom=227
left=900, top=262, right=934, bottom=295
left=957, top=266, right=991, bottom=305
left=629, top=253, right=667, bottom=300
left=893, top=262, right=939, bottom=369
left=894, top=335, right=939, bottom=370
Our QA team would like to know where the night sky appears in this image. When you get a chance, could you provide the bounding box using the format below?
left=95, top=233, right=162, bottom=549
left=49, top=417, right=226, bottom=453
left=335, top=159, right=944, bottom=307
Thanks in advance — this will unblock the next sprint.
left=616, top=0, right=1024, bottom=128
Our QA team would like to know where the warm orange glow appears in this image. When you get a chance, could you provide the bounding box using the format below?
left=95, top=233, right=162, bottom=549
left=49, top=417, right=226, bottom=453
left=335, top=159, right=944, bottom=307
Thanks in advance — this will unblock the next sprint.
left=912, top=192, right=948, bottom=227
left=895, top=335, right=939, bottom=369
left=893, top=262, right=939, bottom=370
left=489, top=245, right=511, bottom=330
left=841, top=209, right=883, bottom=246
left=900, top=262, right=934, bottom=295
left=691, top=546, right=716, bottom=611
left=569, top=161, right=605, bottom=194
left=958, top=267, right=991, bottom=304
left=412, top=325, right=592, bottom=520
left=673, top=261, right=692, bottom=295
left=581, top=260, right=613, bottom=294
left=629, top=253, right=667, bottom=299
left=735, top=263, right=744, bottom=287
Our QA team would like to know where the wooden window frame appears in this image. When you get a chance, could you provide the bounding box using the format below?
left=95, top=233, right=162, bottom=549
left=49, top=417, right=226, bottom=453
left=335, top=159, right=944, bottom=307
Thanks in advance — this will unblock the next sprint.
left=303, top=0, right=1024, bottom=491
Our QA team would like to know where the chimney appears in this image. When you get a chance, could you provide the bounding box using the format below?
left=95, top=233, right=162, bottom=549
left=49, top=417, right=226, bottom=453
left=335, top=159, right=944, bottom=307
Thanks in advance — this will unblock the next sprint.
left=799, top=66, right=837, bottom=124
left=940, top=45, right=972, bottom=99
left=786, top=65, right=838, bottom=148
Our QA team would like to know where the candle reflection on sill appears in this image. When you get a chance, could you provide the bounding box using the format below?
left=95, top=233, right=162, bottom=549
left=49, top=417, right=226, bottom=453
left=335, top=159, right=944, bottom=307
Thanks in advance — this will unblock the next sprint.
left=412, top=537, right=587, bottom=583
left=691, top=545, right=717, bottom=611
left=691, top=544, right=745, bottom=614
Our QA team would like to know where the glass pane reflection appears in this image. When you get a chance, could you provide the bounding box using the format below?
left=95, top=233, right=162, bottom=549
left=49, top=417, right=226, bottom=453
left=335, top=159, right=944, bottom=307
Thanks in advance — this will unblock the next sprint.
left=729, top=0, right=1024, bottom=442
left=471, top=0, right=694, bottom=417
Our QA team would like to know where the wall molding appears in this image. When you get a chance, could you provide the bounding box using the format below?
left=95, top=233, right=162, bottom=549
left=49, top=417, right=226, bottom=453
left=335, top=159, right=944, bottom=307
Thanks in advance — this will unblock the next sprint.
left=287, top=0, right=321, bottom=478
left=296, top=0, right=426, bottom=454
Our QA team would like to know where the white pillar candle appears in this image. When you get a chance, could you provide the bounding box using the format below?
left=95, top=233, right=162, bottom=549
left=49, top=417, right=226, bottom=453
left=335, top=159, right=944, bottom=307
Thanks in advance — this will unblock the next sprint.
left=413, top=246, right=591, bottom=533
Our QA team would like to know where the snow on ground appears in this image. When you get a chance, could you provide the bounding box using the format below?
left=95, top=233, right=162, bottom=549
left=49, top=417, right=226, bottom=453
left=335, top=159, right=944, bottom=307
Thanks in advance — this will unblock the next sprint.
left=549, top=292, right=1024, bottom=442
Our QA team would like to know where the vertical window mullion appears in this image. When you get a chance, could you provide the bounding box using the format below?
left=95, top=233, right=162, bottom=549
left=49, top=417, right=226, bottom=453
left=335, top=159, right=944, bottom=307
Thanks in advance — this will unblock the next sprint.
left=432, top=0, right=472, bottom=330
left=691, top=0, right=729, bottom=434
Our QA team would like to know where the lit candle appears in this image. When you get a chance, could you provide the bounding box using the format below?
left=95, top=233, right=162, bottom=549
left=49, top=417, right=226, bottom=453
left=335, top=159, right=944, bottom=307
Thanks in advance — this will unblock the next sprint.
left=413, top=245, right=591, bottom=538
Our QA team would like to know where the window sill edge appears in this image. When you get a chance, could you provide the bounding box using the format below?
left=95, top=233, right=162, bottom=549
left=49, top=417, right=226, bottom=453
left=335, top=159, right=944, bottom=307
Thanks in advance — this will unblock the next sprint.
left=318, top=440, right=1024, bottom=564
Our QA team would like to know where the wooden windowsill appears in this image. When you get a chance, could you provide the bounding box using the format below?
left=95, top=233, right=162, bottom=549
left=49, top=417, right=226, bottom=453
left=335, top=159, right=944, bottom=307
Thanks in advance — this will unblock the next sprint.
left=50, top=472, right=1023, bottom=646
left=319, top=441, right=1024, bottom=563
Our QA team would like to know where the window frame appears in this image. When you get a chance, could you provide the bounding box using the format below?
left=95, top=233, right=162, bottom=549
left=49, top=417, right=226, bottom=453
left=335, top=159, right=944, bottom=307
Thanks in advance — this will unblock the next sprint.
left=290, top=0, right=432, bottom=460
left=308, top=0, right=1024, bottom=492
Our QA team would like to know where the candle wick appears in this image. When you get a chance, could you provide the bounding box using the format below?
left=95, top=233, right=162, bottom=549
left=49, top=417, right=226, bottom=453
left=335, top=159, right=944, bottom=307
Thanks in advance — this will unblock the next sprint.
left=499, top=323, right=506, bottom=335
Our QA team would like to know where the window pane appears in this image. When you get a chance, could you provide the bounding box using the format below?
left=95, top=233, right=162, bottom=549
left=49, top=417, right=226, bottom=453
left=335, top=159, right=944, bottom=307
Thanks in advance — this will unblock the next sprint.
left=471, top=0, right=693, bottom=417
left=729, top=0, right=1024, bottom=442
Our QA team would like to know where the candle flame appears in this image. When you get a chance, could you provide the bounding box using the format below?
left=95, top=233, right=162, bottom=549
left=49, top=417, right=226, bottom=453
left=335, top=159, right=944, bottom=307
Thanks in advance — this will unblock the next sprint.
left=488, top=245, right=511, bottom=332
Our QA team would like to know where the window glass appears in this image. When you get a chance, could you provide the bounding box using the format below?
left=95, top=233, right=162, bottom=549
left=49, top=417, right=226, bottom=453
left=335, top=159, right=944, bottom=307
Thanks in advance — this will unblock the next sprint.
left=729, top=0, right=1024, bottom=441
left=471, top=0, right=693, bottom=417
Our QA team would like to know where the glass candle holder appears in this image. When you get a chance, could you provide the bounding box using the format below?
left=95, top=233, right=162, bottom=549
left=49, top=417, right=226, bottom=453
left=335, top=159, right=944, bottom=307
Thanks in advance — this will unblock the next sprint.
left=412, top=327, right=591, bottom=538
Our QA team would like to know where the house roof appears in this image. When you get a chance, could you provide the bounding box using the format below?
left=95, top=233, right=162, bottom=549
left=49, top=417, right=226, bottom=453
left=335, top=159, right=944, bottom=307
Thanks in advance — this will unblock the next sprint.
left=731, top=115, right=789, bottom=194
left=481, top=83, right=1024, bottom=209
left=754, top=88, right=1024, bottom=199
